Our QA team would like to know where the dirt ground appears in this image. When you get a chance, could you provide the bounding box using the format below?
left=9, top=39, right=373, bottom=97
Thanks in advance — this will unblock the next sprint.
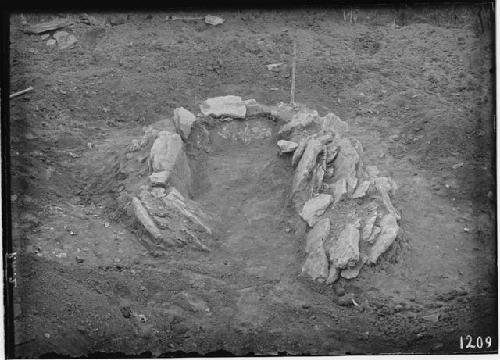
left=8, top=6, right=497, bottom=357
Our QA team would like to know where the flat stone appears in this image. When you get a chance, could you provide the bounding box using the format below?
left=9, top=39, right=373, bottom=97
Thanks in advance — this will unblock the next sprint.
left=291, top=137, right=308, bottom=167
left=277, top=140, right=298, bottom=153
left=149, top=131, right=191, bottom=197
left=362, top=207, right=378, bottom=241
left=291, top=138, right=323, bottom=206
left=200, top=95, right=246, bottom=118
left=138, top=188, right=212, bottom=251
left=332, top=178, right=347, bottom=204
left=173, top=107, right=196, bottom=140
left=278, top=107, right=319, bottom=137
left=331, top=138, right=360, bottom=193
left=328, top=221, right=360, bottom=269
left=300, top=194, right=332, bottom=227
left=244, top=99, right=277, bottom=117
left=366, top=226, right=381, bottom=244
left=352, top=180, right=372, bottom=199
left=132, top=197, right=166, bottom=243
left=204, top=15, right=224, bottom=26
left=374, top=177, right=400, bottom=220
left=367, top=213, right=399, bottom=264
left=305, top=218, right=330, bottom=254
left=149, top=171, right=169, bottom=186
left=24, top=19, right=72, bottom=34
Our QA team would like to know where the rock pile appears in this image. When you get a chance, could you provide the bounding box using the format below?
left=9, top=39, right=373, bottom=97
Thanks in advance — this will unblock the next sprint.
left=273, top=102, right=401, bottom=284
left=128, top=96, right=400, bottom=284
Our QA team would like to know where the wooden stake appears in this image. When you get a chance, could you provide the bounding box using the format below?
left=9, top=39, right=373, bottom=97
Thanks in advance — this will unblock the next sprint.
left=9, top=86, right=33, bottom=99
left=290, top=39, right=297, bottom=107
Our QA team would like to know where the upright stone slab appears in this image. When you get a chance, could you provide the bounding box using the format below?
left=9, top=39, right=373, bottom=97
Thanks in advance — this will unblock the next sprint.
left=173, top=107, right=196, bottom=140
left=149, top=130, right=192, bottom=197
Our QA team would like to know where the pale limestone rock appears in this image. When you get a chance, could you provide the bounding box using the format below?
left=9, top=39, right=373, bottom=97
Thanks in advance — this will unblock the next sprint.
left=352, top=180, right=372, bottom=199
left=244, top=99, right=277, bottom=117
left=278, top=107, right=319, bottom=137
left=320, top=112, right=348, bottom=137
left=305, top=218, right=330, bottom=254
left=362, top=207, right=378, bottom=241
left=173, top=107, right=196, bottom=140
left=367, top=213, right=399, bottom=264
left=300, top=194, right=332, bottom=227
left=291, top=139, right=323, bottom=206
left=132, top=197, right=175, bottom=246
left=332, top=138, right=360, bottom=193
left=332, top=178, right=347, bottom=204
left=291, top=137, right=308, bottom=167
left=149, top=131, right=191, bottom=197
left=200, top=95, right=246, bottom=118
left=341, top=255, right=367, bottom=279
left=277, top=140, right=298, bottom=153
left=302, top=222, right=330, bottom=281
left=53, top=30, right=77, bottom=49
left=374, top=177, right=400, bottom=220
left=366, top=226, right=381, bottom=244
left=328, top=221, right=360, bottom=269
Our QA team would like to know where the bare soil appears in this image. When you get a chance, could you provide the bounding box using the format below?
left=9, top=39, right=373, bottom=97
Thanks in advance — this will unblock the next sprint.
left=9, top=7, right=497, bottom=357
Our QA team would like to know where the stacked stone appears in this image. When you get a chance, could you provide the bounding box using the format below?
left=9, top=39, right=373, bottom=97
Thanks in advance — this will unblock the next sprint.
left=274, top=103, right=400, bottom=284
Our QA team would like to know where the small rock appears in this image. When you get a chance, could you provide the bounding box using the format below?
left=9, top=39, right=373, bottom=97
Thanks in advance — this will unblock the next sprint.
left=451, top=162, right=464, bottom=170
left=301, top=304, right=311, bottom=309
left=337, top=294, right=354, bottom=307
left=75, top=256, right=85, bottom=264
left=277, top=140, right=298, bottom=153
left=53, top=30, right=78, bottom=49
left=204, top=15, right=224, bottom=26
left=46, top=39, right=56, bottom=46
left=320, top=112, right=348, bottom=137
left=352, top=180, right=371, bottom=199
left=41, top=34, right=49, bottom=40
left=266, top=62, right=284, bottom=71
left=120, top=305, right=132, bottom=318
left=299, top=194, right=333, bottom=227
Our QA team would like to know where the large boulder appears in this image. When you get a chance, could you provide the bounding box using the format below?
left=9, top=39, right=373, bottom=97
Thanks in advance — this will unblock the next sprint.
left=149, top=131, right=192, bottom=197
left=300, top=194, right=332, bottom=227
left=200, top=95, right=246, bottom=118
left=173, top=107, right=196, bottom=140
left=244, top=99, right=277, bottom=117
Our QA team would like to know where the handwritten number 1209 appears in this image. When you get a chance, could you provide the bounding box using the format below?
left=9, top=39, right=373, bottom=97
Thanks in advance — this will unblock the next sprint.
left=460, top=335, right=492, bottom=350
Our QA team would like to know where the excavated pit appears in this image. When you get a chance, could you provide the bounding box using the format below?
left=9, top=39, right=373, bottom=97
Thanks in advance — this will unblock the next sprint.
left=185, top=117, right=303, bottom=280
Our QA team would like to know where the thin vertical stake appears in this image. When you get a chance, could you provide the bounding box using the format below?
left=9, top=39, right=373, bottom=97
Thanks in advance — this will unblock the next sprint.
left=291, top=39, right=297, bottom=106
